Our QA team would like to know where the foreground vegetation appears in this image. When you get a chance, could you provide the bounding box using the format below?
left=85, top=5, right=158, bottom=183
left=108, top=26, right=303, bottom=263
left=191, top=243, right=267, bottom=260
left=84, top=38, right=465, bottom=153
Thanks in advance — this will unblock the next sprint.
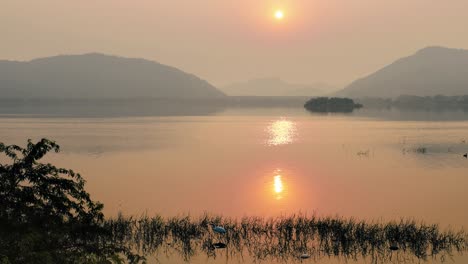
left=107, top=214, right=467, bottom=263
left=1, top=139, right=467, bottom=263
left=0, top=139, right=142, bottom=264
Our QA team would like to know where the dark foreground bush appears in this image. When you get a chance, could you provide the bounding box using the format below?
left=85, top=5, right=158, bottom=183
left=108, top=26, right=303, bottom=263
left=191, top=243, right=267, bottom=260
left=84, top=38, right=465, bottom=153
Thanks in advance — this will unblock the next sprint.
left=0, top=139, right=143, bottom=264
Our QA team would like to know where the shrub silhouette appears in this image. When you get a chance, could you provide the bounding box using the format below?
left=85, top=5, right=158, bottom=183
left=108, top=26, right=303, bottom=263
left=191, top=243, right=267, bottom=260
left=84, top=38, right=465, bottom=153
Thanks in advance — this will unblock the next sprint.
left=0, top=139, right=143, bottom=264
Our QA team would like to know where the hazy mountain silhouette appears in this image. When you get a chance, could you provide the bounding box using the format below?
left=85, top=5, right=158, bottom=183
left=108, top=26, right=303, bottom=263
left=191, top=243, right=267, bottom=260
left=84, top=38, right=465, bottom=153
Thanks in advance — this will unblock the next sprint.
left=0, top=53, right=225, bottom=98
left=221, top=78, right=335, bottom=96
left=337, top=46, right=468, bottom=98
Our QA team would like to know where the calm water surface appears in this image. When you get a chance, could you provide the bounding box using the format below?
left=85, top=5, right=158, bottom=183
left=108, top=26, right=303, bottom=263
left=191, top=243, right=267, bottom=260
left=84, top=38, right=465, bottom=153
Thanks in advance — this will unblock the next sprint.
left=1, top=108, right=467, bottom=263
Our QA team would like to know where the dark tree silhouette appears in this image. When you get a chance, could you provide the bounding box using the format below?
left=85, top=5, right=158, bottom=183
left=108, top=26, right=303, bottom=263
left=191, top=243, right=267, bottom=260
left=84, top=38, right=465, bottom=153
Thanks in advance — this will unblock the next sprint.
left=304, top=97, right=363, bottom=113
left=0, top=139, right=142, bottom=264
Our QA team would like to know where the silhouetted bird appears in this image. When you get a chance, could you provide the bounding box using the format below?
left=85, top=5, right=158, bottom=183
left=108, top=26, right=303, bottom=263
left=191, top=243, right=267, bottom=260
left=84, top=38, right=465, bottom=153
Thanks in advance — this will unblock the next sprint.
left=464, top=153, right=467, bottom=158
left=211, top=224, right=226, bottom=234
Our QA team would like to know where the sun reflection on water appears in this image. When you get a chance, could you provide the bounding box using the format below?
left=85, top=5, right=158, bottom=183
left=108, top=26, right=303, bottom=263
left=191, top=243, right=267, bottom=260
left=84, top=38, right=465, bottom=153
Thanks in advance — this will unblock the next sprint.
left=267, top=119, right=297, bottom=146
left=274, top=175, right=283, bottom=194
left=273, top=169, right=285, bottom=200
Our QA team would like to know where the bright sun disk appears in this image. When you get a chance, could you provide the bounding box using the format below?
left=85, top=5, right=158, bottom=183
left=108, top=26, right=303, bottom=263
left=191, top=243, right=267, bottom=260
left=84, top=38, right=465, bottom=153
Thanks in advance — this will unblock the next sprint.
left=275, top=10, right=284, bottom=20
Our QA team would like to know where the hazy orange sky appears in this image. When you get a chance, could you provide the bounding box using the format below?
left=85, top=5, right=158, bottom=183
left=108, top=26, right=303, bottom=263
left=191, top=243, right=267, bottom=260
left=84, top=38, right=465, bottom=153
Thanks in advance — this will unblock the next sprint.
left=2, top=0, right=468, bottom=87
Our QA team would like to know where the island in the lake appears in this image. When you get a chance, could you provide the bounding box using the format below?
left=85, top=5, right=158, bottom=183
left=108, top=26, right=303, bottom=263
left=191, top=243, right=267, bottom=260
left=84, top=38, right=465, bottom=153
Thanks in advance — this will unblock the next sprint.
left=304, top=97, right=363, bottom=113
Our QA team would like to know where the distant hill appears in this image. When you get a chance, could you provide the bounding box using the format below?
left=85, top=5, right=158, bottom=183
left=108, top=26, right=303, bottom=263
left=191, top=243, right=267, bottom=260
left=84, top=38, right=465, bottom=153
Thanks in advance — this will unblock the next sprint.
left=0, top=53, right=225, bottom=99
left=337, top=46, right=468, bottom=98
left=221, top=78, right=335, bottom=96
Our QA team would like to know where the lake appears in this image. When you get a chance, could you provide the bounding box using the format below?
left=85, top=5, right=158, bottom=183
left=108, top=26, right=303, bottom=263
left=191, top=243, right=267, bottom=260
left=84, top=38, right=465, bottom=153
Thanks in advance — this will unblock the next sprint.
left=0, top=107, right=467, bottom=263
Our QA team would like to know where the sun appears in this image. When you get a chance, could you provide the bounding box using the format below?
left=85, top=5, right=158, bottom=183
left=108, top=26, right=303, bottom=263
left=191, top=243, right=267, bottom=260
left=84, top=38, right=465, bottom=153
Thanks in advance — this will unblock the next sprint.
left=274, top=10, right=284, bottom=20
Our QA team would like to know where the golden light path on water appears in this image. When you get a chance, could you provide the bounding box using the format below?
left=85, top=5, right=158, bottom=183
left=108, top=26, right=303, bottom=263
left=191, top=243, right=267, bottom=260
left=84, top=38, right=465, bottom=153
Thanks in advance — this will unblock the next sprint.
left=274, top=175, right=283, bottom=194
left=267, top=119, right=297, bottom=146
left=271, top=169, right=287, bottom=201
left=266, top=119, right=295, bottom=201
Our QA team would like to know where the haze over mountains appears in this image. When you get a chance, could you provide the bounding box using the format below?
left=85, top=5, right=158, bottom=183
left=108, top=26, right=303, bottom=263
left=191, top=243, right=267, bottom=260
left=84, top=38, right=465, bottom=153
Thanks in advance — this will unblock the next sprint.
left=2, top=47, right=468, bottom=100
left=0, top=53, right=225, bottom=99
left=221, top=78, right=336, bottom=96
left=337, top=46, right=468, bottom=98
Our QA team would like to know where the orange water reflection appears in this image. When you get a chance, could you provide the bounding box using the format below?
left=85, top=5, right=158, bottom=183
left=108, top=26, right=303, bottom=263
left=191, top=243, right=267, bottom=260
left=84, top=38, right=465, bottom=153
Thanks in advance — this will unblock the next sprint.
left=4, top=115, right=468, bottom=233
left=267, top=119, right=297, bottom=146
left=272, top=169, right=286, bottom=200
left=274, top=175, right=283, bottom=194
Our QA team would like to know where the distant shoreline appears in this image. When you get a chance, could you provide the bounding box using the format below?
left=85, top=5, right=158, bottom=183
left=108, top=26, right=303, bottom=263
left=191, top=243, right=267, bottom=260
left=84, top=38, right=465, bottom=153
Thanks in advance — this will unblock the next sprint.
left=1, top=96, right=468, bottom=118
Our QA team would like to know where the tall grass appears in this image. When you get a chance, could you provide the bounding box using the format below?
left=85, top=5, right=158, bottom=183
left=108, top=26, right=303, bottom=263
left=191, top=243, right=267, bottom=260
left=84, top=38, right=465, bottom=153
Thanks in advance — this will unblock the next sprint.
left=104, top=214, right=467, bottom=263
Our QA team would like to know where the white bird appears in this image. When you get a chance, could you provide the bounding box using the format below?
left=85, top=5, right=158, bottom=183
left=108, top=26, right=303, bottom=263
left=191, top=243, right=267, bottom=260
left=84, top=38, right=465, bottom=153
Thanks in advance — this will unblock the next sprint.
left=211, top=224, right=226, bottom=234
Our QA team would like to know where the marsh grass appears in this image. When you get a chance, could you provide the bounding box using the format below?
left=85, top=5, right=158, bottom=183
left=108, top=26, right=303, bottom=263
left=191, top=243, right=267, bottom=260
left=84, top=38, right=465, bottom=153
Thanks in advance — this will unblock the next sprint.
left=104, top=214, right=467, bottom=263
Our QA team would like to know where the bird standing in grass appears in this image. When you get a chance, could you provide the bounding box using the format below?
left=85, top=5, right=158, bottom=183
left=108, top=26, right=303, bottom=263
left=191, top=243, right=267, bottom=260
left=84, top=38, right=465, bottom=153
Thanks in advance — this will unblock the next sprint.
left=212, top=224, right=226, bottom=234
left=211, top=224, right=227, bottom=250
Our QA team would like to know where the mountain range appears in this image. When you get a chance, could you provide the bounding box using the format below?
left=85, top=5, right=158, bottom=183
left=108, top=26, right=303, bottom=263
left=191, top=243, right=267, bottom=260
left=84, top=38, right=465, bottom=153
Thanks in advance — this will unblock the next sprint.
left=0, top=53, right=225, bottom=99
left=2, top=47, right=468, bottom=100
left=337, top=46, right=468, bottom=98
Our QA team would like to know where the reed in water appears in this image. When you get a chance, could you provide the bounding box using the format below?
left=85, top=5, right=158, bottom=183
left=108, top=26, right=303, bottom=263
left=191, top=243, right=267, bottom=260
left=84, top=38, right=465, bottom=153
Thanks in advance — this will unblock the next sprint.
left=105, top=213, right=467, bottom=263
